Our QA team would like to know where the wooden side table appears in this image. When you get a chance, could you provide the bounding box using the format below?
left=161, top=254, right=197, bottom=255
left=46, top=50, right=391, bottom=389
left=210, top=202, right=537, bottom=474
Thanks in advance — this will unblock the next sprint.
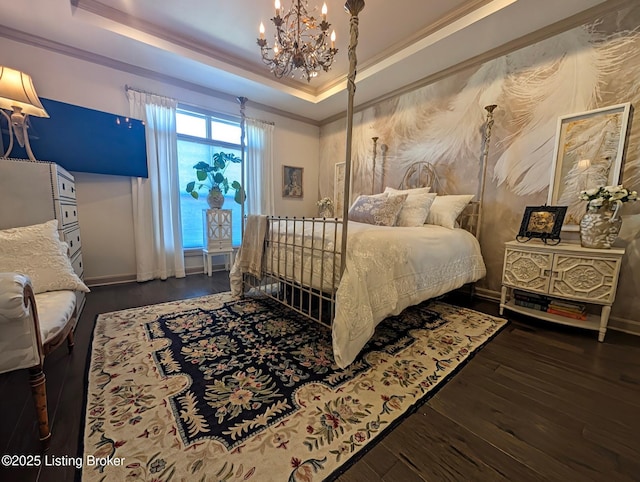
left=500, top=240, right=624, bottom=342
left=202, top=248, right=235, bottom=276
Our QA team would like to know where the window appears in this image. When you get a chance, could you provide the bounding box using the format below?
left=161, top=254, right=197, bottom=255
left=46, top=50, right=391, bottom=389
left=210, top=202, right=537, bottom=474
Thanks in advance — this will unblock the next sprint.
left=176, top=107, right=243, bottom=249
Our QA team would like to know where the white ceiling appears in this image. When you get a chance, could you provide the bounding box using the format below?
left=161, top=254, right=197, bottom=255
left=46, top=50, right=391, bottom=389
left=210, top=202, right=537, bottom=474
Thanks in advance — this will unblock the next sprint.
left=0, top=0, right=607, bottom=123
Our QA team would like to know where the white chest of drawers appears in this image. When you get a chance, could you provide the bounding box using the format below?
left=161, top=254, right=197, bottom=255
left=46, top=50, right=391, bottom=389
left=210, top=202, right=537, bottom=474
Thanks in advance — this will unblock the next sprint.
left=0, top=158, right=86, bottom=316
left=500, top=240, right=624, bottom=342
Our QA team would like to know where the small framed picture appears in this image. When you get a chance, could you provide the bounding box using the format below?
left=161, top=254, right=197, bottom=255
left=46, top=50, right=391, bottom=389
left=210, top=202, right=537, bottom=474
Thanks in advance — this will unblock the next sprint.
left=282, top=165, right=303, bottom=198
left=516, top=205, right=567, bottom=245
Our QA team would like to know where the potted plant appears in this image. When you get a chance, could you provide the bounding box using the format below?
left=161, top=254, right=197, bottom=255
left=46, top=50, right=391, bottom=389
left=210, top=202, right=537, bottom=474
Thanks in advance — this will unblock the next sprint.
left=185, top=151, right=245, bottom=209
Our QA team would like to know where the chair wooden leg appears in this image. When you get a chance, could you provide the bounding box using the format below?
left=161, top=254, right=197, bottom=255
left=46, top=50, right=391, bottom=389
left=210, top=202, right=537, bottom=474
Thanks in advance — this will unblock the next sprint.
left=67, top=330, right=75, bottom=353
left=28, top=365, right=51, bottom=451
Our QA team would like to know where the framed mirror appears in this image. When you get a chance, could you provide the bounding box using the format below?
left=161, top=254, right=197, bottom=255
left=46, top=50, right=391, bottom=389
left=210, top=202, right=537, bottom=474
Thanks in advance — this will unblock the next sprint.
left=547, top=102, right=632, bottom=231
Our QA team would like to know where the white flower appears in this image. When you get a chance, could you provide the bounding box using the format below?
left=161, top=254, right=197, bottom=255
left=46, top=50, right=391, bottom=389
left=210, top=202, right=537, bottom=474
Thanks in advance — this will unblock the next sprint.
left=316, top=197, right=333, bottom=208
left=590, top=198, right=604, bottom=207
left=628, top=191, right=638, bottom=201
left=584, top=187, right=600, bottom=196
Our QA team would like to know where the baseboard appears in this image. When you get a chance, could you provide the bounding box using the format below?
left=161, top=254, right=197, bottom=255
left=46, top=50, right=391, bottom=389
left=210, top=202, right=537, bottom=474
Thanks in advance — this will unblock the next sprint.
left=474, top=287, right=640, bottom=337
left=85, top=273, right=137, bottom=287
left=85, top=265, right=227, bottom=287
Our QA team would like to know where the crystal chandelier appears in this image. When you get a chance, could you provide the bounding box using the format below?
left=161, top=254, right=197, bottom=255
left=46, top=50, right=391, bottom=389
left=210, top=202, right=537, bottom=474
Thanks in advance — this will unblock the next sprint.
left=257, top=0, right=338, bottom=82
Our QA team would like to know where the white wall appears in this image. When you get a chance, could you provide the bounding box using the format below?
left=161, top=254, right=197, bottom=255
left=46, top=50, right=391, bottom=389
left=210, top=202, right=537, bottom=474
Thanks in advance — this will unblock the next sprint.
left=1, top=37, right=320, bottom=284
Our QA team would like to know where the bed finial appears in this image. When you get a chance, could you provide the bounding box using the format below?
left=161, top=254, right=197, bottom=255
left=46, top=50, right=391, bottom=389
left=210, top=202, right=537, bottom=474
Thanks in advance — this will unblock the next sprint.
left=371, top=136, right=379, bottom=194
left=340, top=0, right=365, bottom=276
left=477, top=104, right=497, bottom=244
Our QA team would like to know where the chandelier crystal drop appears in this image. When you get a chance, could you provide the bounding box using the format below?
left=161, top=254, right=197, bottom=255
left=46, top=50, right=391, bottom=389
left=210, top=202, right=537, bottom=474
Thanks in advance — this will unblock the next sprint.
left=257, top=0, right=338, bottom=82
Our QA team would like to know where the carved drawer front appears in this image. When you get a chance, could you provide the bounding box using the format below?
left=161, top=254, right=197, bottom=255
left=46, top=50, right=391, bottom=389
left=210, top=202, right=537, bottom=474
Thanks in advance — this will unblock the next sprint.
left=503, top=248, right=553, bottom=294
left=63, top=226, right=82, bottom=257
left=58, top=202, right=79, bottom=228
left=56, top=172, right=77, bottom=201
left=550, top=254, right=620, bottom=303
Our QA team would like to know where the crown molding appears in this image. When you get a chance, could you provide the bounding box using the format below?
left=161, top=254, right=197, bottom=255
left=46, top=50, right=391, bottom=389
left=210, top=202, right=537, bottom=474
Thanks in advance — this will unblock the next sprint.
left=0, top=26, right=320, bottom=126
left=71, top=0, right=317, bottom=97
left=319, top=0, right=632, bottom=125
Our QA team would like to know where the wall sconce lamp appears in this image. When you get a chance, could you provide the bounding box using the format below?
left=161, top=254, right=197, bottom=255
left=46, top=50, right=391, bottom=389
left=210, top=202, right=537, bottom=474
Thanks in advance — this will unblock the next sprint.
left=0, top=66, right=49, bottom=161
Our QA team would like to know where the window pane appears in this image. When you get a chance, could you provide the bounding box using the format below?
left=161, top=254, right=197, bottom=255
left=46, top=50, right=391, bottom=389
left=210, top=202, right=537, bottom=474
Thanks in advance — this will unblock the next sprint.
left=177, top=112, right=206, bottom=138
left=211, top=120, right=241, bottom=144
left=177, top=140, right=243, bottom=248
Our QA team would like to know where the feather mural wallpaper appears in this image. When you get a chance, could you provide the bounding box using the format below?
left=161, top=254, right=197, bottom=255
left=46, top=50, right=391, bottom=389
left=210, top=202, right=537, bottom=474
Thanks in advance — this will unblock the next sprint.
left=319, top=6, right=640, bottom=328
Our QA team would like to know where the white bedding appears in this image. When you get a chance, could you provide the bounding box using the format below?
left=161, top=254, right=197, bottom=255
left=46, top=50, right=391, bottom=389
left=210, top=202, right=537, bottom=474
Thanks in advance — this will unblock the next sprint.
left=331, top=222, right=485, bottom=367
left=233, top=219, right=486, bottom=368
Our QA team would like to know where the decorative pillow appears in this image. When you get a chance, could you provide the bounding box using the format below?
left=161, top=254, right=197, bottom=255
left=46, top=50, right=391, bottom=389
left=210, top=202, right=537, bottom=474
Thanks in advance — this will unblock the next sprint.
left=384, top=187, right=437, bottom=227
left=425, top=195, right=475, bottom=229
left=0, top=220, right=89, bottom=294
left=348, top=193, right=408, bottom=226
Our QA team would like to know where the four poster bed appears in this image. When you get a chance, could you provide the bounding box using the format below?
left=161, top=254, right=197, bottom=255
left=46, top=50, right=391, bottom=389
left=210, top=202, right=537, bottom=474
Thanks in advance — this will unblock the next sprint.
left=231, top=0, right=492, bottom=368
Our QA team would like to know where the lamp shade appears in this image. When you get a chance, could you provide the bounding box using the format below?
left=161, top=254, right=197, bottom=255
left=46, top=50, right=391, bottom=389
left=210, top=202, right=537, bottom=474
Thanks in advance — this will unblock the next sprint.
left=0, top=66, right=49, bottom=118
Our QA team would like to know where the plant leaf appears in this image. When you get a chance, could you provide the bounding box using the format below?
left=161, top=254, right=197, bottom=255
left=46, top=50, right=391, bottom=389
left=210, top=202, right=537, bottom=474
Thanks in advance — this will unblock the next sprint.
left=190, top=191, right=199, bottom=199
left=214, top=172, right=225, bottom=184
left=197, top=170, right=208, bottom=181
left=234, top=188, right=246, bottom=204
left=193, top=161, right=212, bottom=171
left=231, top=180, right=241, bottom=190
left=186, top=181, right=195, bottom=193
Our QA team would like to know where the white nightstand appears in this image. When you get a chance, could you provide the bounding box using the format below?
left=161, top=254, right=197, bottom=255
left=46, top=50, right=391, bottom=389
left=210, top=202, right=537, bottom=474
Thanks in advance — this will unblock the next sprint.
left=500, top=240, right=625, bottom=342
left=202, top=209, right=234, bottom=275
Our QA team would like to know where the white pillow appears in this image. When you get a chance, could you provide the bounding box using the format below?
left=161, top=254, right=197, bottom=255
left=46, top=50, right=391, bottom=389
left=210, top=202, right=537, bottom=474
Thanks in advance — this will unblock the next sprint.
left=425, top=195, right=475, bottom=229
left=384, top=187, right=437, bottom=227
left=0, top=220, right=89, bottom=294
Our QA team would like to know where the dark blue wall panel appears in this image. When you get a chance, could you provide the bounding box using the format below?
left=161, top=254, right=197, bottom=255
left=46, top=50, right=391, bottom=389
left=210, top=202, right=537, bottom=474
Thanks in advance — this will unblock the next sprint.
left=1, top=98, right=148, bottom=177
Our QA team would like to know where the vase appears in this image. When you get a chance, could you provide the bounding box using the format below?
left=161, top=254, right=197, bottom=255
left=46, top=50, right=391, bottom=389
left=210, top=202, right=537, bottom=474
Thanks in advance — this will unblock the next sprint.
left=579, top=200, right=622, bottom=249
left=207, top=188, right=225, bottom=209
left=318, top=206, right=334, bottom=218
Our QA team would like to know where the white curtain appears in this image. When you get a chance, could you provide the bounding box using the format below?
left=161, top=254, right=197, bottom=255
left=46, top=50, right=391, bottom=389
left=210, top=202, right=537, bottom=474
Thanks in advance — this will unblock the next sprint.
left=245, top=118, right=275, bottom=215
left=127, top=89, right=185, bottom=281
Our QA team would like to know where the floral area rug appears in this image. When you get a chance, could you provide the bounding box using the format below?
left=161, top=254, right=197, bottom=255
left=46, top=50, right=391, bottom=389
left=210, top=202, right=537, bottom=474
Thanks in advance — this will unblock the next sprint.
left=82, top=292, right=506, bottom=481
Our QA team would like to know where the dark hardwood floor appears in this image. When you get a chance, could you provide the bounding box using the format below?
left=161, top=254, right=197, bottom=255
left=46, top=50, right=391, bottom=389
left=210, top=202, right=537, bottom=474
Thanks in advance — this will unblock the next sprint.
left=1, top=274, right=639, bottom=481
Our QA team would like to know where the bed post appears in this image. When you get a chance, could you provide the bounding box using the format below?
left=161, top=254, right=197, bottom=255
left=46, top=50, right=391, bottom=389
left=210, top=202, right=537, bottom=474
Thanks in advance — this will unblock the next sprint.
left=340, top=0, right=365, bottom=276
left=371, top=136, right=378, bottom=194
left=238, top=96, right=248, bottom=235
left=477, top=104, right=496, bottom=244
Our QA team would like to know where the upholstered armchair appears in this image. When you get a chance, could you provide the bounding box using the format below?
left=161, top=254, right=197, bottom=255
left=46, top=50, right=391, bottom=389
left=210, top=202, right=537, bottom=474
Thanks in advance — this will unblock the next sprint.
left=0, top=273, right=77, bottom=449
left=0, top=219, right=89, bottom=449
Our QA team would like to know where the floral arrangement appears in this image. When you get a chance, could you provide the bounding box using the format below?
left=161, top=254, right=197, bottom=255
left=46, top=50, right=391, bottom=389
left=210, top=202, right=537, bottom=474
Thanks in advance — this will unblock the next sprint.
left=579, top=184, right=637, bottom=212
left=316, top=197, right=333, bottom=209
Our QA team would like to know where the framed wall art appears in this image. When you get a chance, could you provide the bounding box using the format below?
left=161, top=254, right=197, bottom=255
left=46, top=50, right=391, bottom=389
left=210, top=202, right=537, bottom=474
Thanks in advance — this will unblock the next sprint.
left=282, top=165, right=303, bottom=198
left=516, top=205, right=568, bottom=245
left=547, top=102, right=632, bottom=231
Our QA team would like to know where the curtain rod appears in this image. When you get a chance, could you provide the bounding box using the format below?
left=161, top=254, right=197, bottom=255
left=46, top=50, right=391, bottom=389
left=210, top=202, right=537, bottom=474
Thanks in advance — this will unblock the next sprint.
left=124, top=84, right=177, bottom=102
left=246, top=117, right=275, bottom=126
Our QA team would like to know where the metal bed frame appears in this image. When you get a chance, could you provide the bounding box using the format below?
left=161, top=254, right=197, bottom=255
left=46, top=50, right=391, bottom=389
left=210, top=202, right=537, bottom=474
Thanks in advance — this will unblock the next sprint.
left=238, top=0, right=494, bottom=330
left=241, top=161, right=481, bottom=327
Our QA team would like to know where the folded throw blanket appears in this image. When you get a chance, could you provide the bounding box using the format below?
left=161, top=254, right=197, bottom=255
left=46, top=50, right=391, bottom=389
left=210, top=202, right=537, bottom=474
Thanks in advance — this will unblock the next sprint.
left=229, top=215, right=268, bottom=296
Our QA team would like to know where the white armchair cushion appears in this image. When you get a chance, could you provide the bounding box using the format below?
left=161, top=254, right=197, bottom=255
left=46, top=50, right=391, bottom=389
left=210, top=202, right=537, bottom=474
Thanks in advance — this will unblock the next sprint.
left=34, top=291, right=76, bottom=345
left=0, top=273, right=41, bottom=374
left=0, top=220, right=89, bottom=294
